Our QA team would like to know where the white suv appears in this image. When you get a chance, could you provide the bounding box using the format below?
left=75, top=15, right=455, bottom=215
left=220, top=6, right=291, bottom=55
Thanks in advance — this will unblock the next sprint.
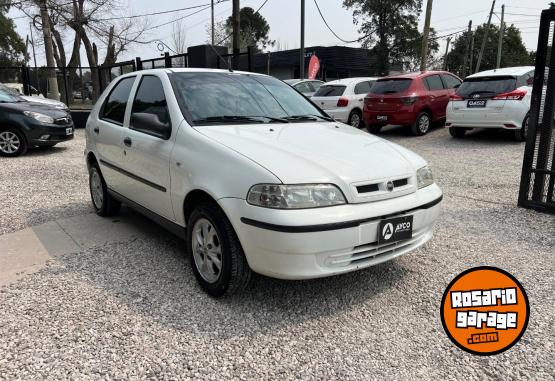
left=85, top=69, right=442, bottom=297
left=446, top=66, right=534, bottom=140
left=311, top=77, right=378, bottom=127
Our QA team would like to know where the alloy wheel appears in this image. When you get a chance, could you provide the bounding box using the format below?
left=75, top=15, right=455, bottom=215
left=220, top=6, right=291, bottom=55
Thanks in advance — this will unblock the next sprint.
left=192, top=218, right=223, bottom=283
left=0, top=131, right=20, bottom=154
left=418, top=114, right=430, bottom=134
left=90, top=168, right=104, bottom=209
left=350, top=113, right=361, bottom=127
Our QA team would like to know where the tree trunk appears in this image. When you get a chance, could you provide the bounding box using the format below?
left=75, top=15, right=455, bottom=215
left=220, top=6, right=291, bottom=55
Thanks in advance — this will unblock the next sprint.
left=38, top=0, right=60, bottom=100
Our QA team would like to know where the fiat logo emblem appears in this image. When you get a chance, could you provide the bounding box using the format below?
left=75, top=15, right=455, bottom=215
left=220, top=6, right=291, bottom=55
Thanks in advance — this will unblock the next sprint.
left=386, top=181, right=394, bottom=192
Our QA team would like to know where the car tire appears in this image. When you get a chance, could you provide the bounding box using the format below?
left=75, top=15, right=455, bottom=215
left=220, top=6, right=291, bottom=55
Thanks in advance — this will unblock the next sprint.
left=347, top=109, right=363, bottom=128
left=0, top=126, right=28, bottom=157
left=449, top=127, right=466, bottom=138
left=89, top=164, right=121, bottom=217
left=514, top=113, right=529, bottom=142
left=367, top=124, right=382, bottom=134
left=411, top=112, right=432, bottom=136
left=187, top=202, right=251, bottom=297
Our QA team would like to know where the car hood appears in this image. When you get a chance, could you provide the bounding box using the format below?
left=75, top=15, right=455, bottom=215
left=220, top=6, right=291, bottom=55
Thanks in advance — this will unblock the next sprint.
left=193, top=122, right=426, bottom=186
left=0, top=101, right=70, bottom=118
left=21, top=95, right=67, bottom=109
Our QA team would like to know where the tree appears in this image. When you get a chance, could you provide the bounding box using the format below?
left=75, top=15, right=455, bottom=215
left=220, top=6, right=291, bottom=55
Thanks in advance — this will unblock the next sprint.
left=446, top=24, right=533, bottom=77
left=208, top=7, right=274, bottom=52
left=343, top=0, right=438, bottom=75
left=0, top=3, right=27, bottom=82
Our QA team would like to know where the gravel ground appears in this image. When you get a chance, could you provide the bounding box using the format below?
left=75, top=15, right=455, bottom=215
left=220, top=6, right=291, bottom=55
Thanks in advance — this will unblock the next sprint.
left=0, top=126, right=554, bottom=380
left=0, top=131, right=90, bottom=235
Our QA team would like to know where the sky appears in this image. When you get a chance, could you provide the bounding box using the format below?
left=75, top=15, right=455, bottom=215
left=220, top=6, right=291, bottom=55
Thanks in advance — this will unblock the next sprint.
left=7, top=0, right=547, bottom=66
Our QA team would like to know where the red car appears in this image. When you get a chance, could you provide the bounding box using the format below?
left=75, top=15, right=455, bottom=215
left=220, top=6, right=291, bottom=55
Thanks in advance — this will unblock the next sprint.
left=362, top=71, right=462, bottom=135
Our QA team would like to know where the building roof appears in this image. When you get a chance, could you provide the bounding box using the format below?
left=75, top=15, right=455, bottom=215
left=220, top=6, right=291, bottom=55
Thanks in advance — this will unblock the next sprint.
left=467, top=66, right=535, bottom=78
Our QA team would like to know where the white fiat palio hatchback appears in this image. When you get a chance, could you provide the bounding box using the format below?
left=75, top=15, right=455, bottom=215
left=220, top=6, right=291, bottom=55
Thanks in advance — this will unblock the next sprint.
left=85, top=68, right=442, bottom=297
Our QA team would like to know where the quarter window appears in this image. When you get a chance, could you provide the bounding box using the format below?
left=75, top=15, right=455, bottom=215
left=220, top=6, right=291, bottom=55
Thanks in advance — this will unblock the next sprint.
left=424, top=75, right=445, bottom=91
left=100, top=76, right=136, bottom=125
left=131, top=75, right=171, bottom=130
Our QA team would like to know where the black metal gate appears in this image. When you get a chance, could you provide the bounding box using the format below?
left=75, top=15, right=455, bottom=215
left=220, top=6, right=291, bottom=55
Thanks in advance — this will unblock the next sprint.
left=518, top=8, right=555, bottom=213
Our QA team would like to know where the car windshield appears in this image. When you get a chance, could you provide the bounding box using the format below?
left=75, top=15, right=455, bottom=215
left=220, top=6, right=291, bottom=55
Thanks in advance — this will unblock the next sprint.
left=0, top=85, right=24, bottom=102
left=169, top=72, right=328, bottom=125
left=313, top=85, right=346, bottom=97
left=370, top=79, right=412, bottom=94
left=456, top=76, right=516, bottom=97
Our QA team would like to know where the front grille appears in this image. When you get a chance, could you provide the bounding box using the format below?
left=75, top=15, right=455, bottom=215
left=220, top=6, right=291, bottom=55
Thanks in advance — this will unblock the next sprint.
left=55, top=117, right=72, bottom=125
left=393, top=178, right=408, bottom=187
left=356, top=183, right=380, bottom=193
left=356, top=177, right=410, bottom=194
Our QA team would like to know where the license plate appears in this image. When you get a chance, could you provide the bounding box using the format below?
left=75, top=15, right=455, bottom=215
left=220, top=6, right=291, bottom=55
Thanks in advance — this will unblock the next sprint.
left=467, top=100, right=486, bottom=108
left=377, top=115, right=388, bottom=121
left=378, top=215, right=413, bottom=244
left=66, top=127, right=73, bottom=135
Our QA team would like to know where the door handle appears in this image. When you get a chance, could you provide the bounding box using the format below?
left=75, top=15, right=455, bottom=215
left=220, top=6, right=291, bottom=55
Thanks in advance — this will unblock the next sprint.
left=93, top=127, right=99, bottom=134
left=123, top=137, right=132, bottom=147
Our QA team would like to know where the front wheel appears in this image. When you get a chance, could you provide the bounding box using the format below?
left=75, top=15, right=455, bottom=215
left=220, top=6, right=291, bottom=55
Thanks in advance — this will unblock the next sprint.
left=187, top=202, right=251, bottom=297
left=89, top=164, right=121, bottom=217
left=0, top=127, right=27, bottom=157
left=348, top=109, right=363, bottom=128
left=411, top=112, right=432, bottom=136
left=514, top=113, right=529, bottom=142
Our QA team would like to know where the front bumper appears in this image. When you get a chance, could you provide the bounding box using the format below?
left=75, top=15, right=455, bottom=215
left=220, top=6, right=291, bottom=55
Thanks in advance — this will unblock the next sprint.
left=25, top=121, right=75, bottom=145
left=219, top=184, right=442, bottom=279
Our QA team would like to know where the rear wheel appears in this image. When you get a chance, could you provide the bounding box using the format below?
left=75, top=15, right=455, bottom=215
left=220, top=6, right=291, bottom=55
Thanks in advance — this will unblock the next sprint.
left=89, top=164, right=121, bottom=217
left=411, top=112, right=432, bottom=136
left=449, top=127, right=466, bottom=138
left=514, top=113, right=529, bottom=142
left=347, top=109, right=362, bottom=128
left=187, top=202, right=251, bottom=297
left=0, top=127, right=27, bottom=157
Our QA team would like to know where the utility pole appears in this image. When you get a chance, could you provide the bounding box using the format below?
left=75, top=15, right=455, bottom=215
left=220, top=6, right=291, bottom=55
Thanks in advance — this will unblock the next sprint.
left=38, top=0, right=59, bottom=100
left=475, top=0, right=496, bottom=73
left=420, top=0, right=433, bottom=71
left=443, top=37, right=452, bottom=70
left=299, top=0, right=305, bottom=79
left=496, top=4, right=505, bottom=69
left=232, top=0, right=240, bottom=68
left=462, top=20, right=472, bottom=77
left=469, top=33, right=475, bottom=74
left=211, top=0, right=215, bottom=45
left=29, top=22, right=37, bottom=68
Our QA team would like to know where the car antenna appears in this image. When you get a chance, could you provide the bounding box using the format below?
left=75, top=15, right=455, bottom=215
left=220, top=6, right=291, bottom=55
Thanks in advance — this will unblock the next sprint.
left=208, top=43, right=234, bottom=73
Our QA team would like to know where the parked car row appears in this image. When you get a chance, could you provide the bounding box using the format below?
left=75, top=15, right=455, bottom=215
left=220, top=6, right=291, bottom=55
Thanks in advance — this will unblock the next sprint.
left=286, top=65, right=534, bottom=141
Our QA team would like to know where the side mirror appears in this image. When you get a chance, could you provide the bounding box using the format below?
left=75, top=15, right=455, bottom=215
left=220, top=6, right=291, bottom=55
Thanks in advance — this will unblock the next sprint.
left=131, top=112, right=171, bottom=140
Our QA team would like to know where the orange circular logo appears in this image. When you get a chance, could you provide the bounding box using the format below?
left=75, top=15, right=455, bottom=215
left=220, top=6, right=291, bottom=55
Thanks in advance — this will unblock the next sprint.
left=440, top=267, right=529, bottom=356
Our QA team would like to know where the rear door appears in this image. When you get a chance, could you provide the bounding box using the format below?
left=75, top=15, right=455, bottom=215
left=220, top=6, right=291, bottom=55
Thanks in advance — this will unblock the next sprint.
left=120, top=74, right=175, bottom=221
left=423, top=74, right=449, bottom=119
left=311, top=85, right=347, bottom=110
left=94, top=76, right=136, bottom=193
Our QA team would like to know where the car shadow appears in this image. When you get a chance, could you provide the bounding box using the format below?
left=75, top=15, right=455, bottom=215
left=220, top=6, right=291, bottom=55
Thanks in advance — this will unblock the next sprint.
left=25, top=145, right=70, bottom=156
left=50, top=207, right=409, bottom=339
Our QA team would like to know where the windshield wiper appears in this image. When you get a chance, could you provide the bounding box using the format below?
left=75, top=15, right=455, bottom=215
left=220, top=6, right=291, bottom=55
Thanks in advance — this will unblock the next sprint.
left=193, top=115, right=288, bottom=125
left=284, top=114, right=334, bottom=122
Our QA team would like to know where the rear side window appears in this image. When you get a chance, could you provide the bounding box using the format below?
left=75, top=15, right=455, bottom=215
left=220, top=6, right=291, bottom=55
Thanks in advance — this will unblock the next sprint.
left=100, top=76, right=135, bottom=125
left=456, top=76, right=516, bottom=97
left=442, top=74, right=462, bottom=89
left=354, top=81, right=374, bottom=95
left=424, top=75, right=445, bottom=91
left=313, top=85, right=346, bottom=97
left=310, top=81, right=323, bottom=92
left=370, top=79, right=412, bottom=94
left=131, top=75, right=171, bottom=126
left=294, top=82, right=312, bottom=93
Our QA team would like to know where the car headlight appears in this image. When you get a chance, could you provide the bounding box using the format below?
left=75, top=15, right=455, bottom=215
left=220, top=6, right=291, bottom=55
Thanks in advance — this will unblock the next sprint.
left=247, top=184, right=346, bottom=209
left=417, top=166, right=434, bottom=189
left=23, top=111, right=55, bottom=124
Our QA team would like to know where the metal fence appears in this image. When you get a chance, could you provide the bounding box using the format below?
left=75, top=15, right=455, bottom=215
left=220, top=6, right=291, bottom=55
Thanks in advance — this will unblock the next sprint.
left=518, top=8, right=555, bottom=213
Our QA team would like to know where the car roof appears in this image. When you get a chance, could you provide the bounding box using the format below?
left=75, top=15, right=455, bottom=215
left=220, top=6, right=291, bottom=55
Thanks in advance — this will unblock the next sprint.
left=324, top=77, right=380, bottom=85
left=466, top=66, right=535, bottom=79
left=284, top=78, right=324, bottom=84
left=378, top=71, right=455, bottom=80
left=117, top=68, right=267, bottom=79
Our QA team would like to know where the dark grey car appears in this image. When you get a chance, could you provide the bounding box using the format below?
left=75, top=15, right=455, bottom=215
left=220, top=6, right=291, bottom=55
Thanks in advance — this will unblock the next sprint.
left=0, top=89, right=74, bottom=157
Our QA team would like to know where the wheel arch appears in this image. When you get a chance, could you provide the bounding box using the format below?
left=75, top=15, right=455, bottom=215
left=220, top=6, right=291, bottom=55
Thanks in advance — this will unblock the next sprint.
left=183, top=189, right=221, bottom=225
left=86, top=151, right=99, bottom=170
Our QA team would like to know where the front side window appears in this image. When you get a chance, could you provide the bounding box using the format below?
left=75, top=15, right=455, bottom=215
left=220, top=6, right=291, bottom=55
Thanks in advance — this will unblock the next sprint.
left=131, top=75, right=171, bottom=127
left=100, top=76, right=136, bottom=125
left=424, top=75, right=445, bottom=91
left=169, top=72, right=327, bottom=125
